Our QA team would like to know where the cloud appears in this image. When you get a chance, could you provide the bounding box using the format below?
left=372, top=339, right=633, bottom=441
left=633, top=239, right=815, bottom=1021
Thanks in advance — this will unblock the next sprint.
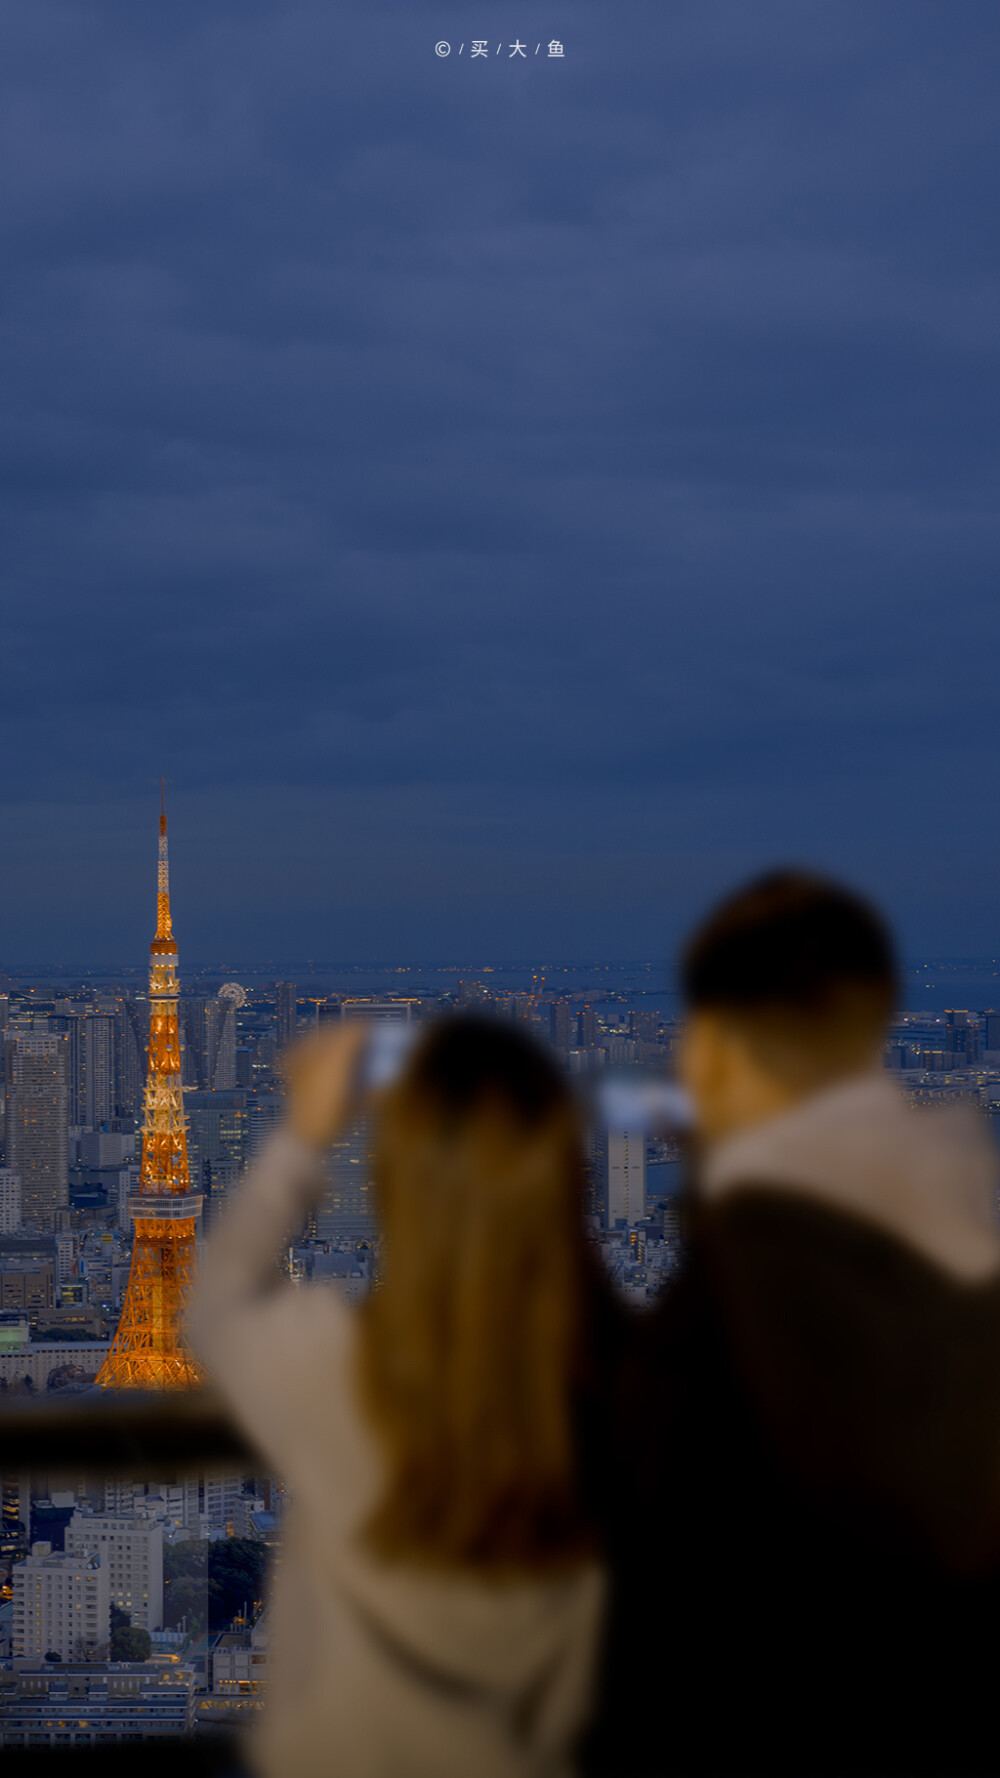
left=2, top=0, right=999, bottom=957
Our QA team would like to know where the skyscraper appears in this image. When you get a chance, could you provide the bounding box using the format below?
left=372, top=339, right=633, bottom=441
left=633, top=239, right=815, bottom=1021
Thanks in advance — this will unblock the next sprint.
left=205, top=992, right=237, bottom=1089
left=184, top=1090, right=247, bottom=1198
left=180, top=996, right=209, bottom=1089
left=275, top=982, right=298, bottom=1052
left=97, top=789, right=202, bottom=1390
left=4, top=1034, right=69, bottom=1229
left=180, top=992, right=238, bottom=1090
left=115, top=999, right=148, bottom=1116
left=597, top=1127, right=647, bottom=1230
left=316, top=1119, right=376, bottom=1239
left=552, top=999, right=574, bottom=1050
left=67, top=1014, right=116, bottom=1127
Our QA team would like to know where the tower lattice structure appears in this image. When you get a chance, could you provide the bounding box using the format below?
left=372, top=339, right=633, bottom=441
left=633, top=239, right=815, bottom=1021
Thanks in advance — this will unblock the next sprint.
left=98, top=788, right=203, bottom=1389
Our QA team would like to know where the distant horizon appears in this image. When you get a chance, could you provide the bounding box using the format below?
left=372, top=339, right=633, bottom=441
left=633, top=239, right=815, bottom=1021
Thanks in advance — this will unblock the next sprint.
left=6, top=955, right=1000, bottom=999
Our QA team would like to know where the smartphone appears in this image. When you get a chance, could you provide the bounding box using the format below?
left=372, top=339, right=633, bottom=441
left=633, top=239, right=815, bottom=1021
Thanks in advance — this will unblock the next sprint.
left=357, top=1020, right=418, bottom=1091
left=591, top=1074, right=693, bottom=1135
left=357, top=1020, right=692, bottom=1133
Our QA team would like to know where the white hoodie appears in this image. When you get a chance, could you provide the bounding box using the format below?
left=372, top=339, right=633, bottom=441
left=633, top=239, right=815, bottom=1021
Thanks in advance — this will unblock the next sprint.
left=701, top=1069, right=1000, bottom=1284
left=185, top=1130, right=605, bottom=1778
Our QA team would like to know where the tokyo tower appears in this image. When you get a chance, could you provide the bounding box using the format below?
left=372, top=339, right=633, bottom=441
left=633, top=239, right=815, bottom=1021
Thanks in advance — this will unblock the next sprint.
left=97, top=786, right=203, bottom=1389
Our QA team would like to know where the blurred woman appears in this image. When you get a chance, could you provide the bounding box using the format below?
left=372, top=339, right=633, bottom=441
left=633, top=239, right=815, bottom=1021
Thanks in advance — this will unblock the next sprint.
left=186, top=1015, right=605, bottom=1778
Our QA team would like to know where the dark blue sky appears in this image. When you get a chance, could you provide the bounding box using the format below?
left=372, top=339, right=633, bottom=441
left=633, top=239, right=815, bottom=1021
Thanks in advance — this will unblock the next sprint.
left=4, top=0, right=1000, bottom=965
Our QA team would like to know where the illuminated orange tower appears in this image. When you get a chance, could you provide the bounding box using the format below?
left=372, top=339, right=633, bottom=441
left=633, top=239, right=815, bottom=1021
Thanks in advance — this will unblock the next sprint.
left=98, top=785, right=203, bottom=1389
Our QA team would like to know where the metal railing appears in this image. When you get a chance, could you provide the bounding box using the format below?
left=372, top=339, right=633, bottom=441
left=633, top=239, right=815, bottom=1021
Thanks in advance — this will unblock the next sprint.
left=0, top=1389, right=257, bottom=1474
left=1, top=1392, right=258, bottom=1770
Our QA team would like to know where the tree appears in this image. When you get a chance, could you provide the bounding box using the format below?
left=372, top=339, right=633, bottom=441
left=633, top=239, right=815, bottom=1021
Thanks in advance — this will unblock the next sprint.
left=164, top=1541, right=207, bottom=1586
left=163, top=1540, right=210, bottom=1632
left=44, top=1650, right=62, bottom=1662
left=111, top=1625, right=152, bottom=1663
left=163, top=1534, right=270, bottom=1631
left=208, top=1537, right=269, bottom=1629
left=164, top=1575, right=208, bottom=1635
left=48, top=1363, right=85, bottom=1390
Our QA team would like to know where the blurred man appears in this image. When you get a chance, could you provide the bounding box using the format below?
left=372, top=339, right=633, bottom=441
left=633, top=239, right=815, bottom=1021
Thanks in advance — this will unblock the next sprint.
left=584, top=871, right=1000, bottom=1778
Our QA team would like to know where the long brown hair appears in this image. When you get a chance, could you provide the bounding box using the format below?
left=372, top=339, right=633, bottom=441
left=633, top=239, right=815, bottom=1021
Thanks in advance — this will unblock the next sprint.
left=357, top=1015, right=595, bottom=1577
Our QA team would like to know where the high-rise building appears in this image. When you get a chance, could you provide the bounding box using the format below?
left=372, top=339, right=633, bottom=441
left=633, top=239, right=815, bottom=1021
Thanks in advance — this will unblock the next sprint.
left=248, top=1092, right=283, bottom=1159
left=984, top=1012, right=1000, bottom=1054
left=4, top=1034, right=69, bottom=1229
left=12, top=1541, right=110, bottom=1661
left=630, top=1008, right=660, bottom=1044
left=0, top=1169, right=22, bottom=1233
left=597, top=1128, right=647, bottom=1230
left=207, top=993, right=237, bottom=1089
left=185, top=1090, right=247, bottom=1198
left=54, top=1229, right=78, bottom=1288
left=97, top=789, right=202, bottom=1390
left=115, top=1000, right=147, bottom=1116
left=64, top=1510, right=163, bottom=1633
left=180, top=996, right=209, bottom=1089
left=67, top=1014, right=116, bottom=1127
left=317, top=1120, right=375, bottom=1239
left=945, top=1010, right=980, bottom=1064
left=552, top=1000, right=574, bottom=1050
left=181, top=994, right=238, bottom=1091
left=578, top=1007, right=598, bottom=1048
left=252, top=1032, right=279, bottom=1083
left=275, top=983, right=298, bottom=1052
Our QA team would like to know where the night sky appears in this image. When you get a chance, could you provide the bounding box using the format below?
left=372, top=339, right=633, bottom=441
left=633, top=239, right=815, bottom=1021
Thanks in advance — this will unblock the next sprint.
left=4, top=1, right=1000, bottom=966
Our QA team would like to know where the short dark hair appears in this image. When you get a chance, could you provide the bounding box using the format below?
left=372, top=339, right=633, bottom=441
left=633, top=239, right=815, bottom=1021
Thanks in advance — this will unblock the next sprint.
left=681, top=869, right=899, bottom=1022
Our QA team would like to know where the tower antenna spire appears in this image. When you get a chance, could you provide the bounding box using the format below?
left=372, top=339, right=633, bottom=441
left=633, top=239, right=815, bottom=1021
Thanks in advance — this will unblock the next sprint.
left=98, top=789, right=202, bottom=1390
left=156, top=777, right=172, bottom=941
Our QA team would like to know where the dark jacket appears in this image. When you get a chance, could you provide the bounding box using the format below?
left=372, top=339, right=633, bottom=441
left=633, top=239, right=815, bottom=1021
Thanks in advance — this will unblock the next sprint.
left=583, top=1075, right=1000, bottom=1778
